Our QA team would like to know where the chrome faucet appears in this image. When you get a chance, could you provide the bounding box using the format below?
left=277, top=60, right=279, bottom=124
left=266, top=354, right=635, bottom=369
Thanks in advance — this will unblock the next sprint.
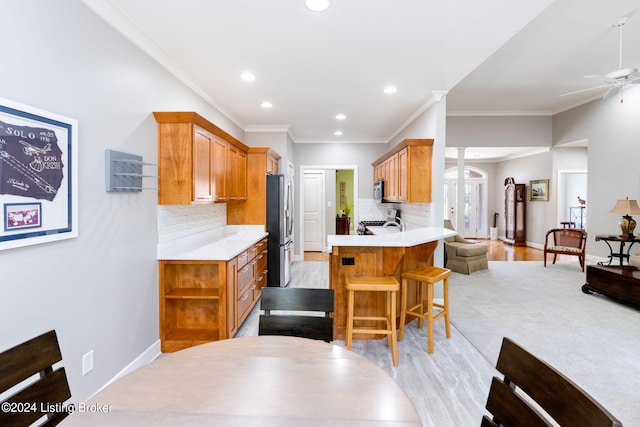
left=383, top=217, right=406, bottom=232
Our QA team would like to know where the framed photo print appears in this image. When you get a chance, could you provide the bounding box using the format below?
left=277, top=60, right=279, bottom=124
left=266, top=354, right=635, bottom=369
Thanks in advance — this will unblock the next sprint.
left=0, top=98, right=78, bottom=250
left=529, top=179, right=549, bottom=202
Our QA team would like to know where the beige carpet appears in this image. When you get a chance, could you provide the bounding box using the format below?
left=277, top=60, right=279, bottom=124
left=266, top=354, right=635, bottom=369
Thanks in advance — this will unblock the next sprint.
left=449, top=260, right=640, bottom=426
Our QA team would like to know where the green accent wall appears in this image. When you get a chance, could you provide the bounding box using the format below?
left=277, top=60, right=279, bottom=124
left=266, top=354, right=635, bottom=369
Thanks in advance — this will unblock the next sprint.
left=336, top=170, right=354, bottom=231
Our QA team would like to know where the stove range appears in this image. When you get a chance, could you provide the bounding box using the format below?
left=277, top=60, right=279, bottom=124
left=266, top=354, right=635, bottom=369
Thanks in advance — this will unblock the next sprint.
left=357, top=220, right=386, bottom=235
left=357, top=209, right=401, bottom=235
left=360, top=220, right=387, bottom=227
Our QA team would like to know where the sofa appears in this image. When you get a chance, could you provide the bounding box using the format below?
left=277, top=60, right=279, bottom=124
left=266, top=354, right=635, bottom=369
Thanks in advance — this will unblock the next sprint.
left=443, top=220, right=489, bottom=274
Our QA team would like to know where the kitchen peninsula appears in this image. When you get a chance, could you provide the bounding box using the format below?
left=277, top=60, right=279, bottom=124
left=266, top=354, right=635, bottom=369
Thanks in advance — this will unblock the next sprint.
left=328, top=227, right=455, bottom=340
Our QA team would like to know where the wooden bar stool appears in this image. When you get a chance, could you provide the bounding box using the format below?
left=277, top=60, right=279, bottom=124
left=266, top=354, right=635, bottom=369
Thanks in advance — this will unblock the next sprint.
left=398, top=265, right=451, bottom=354
left=345, top=275, right=400, bottom=366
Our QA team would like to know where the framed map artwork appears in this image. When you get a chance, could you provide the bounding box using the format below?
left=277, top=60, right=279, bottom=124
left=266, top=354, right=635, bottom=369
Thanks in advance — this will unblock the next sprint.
left=0, top=98, right=78, bottom=250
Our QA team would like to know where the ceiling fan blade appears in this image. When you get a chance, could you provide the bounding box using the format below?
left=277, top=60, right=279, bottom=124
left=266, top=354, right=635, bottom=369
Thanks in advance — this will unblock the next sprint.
left=584, top=74, right=618, bottom=84
left=559, top=84, right=611, bottom=97
left=603, top=86, right=621, bottom=99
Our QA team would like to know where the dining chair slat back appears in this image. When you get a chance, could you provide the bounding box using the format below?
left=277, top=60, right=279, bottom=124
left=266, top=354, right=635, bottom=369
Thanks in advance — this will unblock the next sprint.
left=259, top=287, right=334, bottom=342
left=0, top=330, right=72, bottom=427
left=482, top=337, right=622, bottom=427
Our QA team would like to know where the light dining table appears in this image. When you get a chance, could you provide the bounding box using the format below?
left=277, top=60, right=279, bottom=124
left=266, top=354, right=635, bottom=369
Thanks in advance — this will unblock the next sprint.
left=62, top=335, right=421, bottom=426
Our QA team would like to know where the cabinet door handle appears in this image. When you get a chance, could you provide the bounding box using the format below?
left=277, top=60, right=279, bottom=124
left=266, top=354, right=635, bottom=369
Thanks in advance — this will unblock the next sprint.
left=241, top=293, right=250, bottom=302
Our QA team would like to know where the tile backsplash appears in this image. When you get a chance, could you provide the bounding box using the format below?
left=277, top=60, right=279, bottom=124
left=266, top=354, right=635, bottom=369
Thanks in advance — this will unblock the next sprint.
left=357, top=198, right=433, bottom=227
left=157, top=204, right=227, bottom=243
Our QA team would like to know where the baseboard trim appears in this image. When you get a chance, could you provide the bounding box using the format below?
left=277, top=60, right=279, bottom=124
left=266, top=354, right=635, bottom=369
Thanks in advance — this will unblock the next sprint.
left=90, top=339, right=161, bottom=398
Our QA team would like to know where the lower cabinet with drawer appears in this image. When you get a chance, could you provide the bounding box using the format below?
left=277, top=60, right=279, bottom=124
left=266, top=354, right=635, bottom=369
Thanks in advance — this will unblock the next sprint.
left=233, top=238, right=268, bottom=325
left=159, top=237, right=268, bottom=352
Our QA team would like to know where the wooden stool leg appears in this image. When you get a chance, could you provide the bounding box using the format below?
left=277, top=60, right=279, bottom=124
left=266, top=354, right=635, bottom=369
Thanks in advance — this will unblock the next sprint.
left=346, top=289, right=354, bottom=350
left=398, top=278, right=408, bottom=341
left=443, top=277, right=451, bottom=339
left=417, top=281, right=424, bottom=329
left=390, top=290, right=398, bottom=366
left=427, top=283, right=434, bottom=354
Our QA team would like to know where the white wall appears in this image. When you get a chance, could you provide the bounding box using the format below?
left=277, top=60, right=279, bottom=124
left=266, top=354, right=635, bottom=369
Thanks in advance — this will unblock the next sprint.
left=388, top=100, right=445, bottom=230
left=447, top=115, right=552, bottom=147
left=495, top=151, right=553, bottom=244
left=0, top=0, right=244, bottom=403
left=553, top=89, right=640, bottom=258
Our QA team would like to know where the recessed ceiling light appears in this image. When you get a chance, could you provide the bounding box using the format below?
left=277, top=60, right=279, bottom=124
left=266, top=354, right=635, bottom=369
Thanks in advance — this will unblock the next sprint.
left=335, top=114, right=346, bottom=120
left=384, top=86, right=398, bottom=94
left=261, top=101, right=273, bottom=108
left=334, top=131, right=343, bottom=136
left=240, top=72, right=255, bottom=81
left=305, top=0, right=330, bottom=11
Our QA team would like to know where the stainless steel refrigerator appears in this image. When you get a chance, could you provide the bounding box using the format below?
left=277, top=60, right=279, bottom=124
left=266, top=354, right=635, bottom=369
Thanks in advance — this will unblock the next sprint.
left=266, top=174, right=293, bottom=287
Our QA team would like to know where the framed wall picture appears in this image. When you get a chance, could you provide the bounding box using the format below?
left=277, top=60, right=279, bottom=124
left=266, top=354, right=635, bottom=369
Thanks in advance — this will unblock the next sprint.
left=0, top=98, right=78, bottom=250
left=529, top=179, right=549, bottom=202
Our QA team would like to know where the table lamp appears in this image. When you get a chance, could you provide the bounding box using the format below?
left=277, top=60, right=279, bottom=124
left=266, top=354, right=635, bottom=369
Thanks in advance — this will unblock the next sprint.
left=609, top=197, right=640, bottom=237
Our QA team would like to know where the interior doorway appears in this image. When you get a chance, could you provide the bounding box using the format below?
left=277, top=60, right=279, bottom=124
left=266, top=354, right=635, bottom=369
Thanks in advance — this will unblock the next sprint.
left=299, top=165, right=359, bottom=255
left=444, top=166, right=488, bottom=238
left=303, top=171, right=325, bottom=252
left=557, top=170, right=587, bottom=229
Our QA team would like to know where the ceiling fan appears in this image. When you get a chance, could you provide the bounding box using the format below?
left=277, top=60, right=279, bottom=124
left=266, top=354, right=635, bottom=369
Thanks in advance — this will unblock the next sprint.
left=560, top=17, right=640, bottom=100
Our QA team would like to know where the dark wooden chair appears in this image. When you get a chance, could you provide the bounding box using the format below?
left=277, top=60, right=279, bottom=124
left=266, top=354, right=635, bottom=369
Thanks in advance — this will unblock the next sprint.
left=482, top=337, right=622, bottom=427
left=0, top=330, right=72, bottom=427
left=259, top=287, right=334, bottom=342
left=544, top=228, right=588, bottom=272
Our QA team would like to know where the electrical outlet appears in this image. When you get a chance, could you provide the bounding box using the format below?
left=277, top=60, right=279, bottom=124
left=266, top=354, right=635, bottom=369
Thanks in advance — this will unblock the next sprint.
left=82, top=350, right=94, bottom=375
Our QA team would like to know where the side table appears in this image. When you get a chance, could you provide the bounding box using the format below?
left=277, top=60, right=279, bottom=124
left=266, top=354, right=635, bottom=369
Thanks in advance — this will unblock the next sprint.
left=595, top=234, right=640, bottom=266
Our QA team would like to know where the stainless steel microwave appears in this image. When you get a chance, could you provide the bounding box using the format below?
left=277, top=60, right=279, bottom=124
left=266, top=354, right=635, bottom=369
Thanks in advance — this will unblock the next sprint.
left=373, top=180, right=384, bottom=203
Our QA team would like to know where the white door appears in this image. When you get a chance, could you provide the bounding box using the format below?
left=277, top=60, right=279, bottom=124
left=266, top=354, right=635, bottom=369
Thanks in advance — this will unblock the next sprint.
left=303, top=171, right=324, bottom=251
left=444, top=167, right=488, bottom=238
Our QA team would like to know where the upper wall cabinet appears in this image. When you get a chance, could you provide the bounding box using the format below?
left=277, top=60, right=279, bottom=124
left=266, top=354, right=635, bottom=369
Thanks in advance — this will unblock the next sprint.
left=227, top=147, right=281, bottom=226
left=372, top=139, right=433, bottom=203
left=154, top=112, right=249, bottom=205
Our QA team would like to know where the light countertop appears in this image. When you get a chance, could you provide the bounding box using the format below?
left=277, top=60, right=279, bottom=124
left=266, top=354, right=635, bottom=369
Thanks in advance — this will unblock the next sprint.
left=327, top=226, right=456, bottom=248
left=158, top=225, right=268, bottom=261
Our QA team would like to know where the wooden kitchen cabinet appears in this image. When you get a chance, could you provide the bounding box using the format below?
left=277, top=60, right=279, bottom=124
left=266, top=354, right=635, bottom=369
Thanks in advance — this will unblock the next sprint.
left=213, top=137, right=227, bottom=202
left=398, top=148, right=408, bottom=201
left=371, top=139, right=433, bottom=203
left=159, top=237, right=268, bottom=352
left=226, top=144, right=247, bottom=201
left=235, top=237, right=268, bottom=324
left=227, top=147, right=281, bottom=226
left=154, top=112, right=249, bottom=205
left=158, top=260, right=227, bottom=352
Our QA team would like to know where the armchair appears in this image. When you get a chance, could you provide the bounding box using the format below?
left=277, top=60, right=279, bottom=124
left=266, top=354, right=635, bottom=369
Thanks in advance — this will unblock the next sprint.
left=443, top=220, right=489, bottom=274
left=544, top=228, right=587, bottom=272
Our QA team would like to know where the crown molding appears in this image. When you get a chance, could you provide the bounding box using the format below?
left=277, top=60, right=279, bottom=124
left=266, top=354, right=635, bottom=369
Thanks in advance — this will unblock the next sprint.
left=447, top=110, right=552, bottom=117
left=80, top=0, right=246, bottom=130
left=294, top=137, right=387, bottom=144
left=244, top=125, right=291, bottom=133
